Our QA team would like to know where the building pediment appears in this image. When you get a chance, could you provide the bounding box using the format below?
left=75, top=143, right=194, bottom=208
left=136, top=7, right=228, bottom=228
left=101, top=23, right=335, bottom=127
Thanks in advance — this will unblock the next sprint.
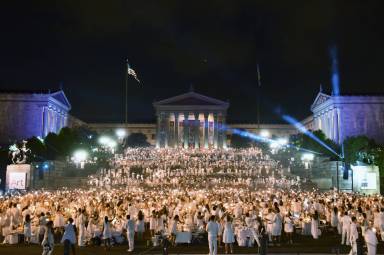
left=50, top=90, right=72, bottom=110
left=310, top=92, right=331, bottom=112
left=154, top=91, right=229, bottom=107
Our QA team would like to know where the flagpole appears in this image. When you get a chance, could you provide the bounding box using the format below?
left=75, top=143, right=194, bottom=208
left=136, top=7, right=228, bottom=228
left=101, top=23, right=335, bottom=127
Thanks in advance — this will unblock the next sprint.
left=257, top=64, right=261, bottom=130
left=125, top=59, right=129, bottom=124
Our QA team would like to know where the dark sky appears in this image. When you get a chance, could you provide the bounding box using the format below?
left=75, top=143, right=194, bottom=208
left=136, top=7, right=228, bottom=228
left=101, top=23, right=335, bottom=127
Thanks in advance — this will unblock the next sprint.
left=1, top=0, right=383, bottom=123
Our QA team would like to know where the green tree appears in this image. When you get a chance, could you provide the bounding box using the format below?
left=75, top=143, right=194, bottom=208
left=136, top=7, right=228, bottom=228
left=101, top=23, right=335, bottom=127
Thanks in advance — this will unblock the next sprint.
left=290, top=130, right=340, bottom=159
left=125, top=133, right=150, bottom=148
left=44, top=133, right=60, bottom=160
left=343, top=136, right=377, bottom=166
left=26, top=136, right=47, bottom=161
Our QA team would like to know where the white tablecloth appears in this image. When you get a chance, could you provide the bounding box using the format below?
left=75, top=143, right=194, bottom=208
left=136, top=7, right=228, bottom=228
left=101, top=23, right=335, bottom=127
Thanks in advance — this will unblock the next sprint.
left=175, top=231, right=192, bottom=244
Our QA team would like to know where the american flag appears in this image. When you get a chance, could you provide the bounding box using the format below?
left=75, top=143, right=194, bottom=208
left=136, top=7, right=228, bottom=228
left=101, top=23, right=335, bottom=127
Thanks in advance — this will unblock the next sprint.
left=127, top=60, right=140, bottom=83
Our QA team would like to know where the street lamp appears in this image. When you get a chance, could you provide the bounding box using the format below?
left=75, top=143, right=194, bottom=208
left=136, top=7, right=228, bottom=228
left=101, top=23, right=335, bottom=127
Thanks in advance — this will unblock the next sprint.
left=260, top=130, right=270, bottom=138
left=115, top=129, right=127, bottom=139
left=72, top=149, right=88, bottom=169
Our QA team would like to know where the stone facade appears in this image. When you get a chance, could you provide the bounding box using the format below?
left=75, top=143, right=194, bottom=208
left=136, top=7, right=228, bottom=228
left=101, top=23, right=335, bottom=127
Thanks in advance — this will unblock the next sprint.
left=153, top=91, right=229, bottom=149
left=88, top=91, right=298, bottom=147
left=311, top=92, right=384, bottom=144
left=0, top=90, right=71, bottom=144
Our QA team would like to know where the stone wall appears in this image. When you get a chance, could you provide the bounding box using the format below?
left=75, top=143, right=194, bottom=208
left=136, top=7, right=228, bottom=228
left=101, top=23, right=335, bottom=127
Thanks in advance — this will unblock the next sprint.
left=0, top=94, right=44, bottom=144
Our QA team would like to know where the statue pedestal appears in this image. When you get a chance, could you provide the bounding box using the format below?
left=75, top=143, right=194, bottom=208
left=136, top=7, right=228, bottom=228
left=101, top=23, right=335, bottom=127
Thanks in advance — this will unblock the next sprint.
left=6, top=164, right=31, bottom=190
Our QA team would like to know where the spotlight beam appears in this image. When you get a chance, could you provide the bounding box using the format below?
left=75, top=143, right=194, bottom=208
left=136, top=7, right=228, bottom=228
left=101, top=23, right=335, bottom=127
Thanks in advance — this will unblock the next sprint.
left=281, top=115, right=341, bottom=158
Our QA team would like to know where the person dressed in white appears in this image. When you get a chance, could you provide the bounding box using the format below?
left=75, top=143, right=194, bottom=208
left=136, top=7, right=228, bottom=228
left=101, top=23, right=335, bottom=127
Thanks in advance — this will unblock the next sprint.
left=364, top=226, right=378, bottom=255
left=61, top=218, right=77, bottom=255
left=76, top=209, right=86, bottom=247
left=311, top=211, right=320, bottom=240
left=341, top=212, right=352, bottom=245
left=331, top=207, right=339, bottom=234
left=284, top=212, right=294, bottom=244
left=272, top=208, right=282, bottom=246
left=379, top=208, right=384, bottom=241
left=124, top=215, right=135, bottom=252
left=206, top=215, right=219, bottom=255
left=348, top=217, right=358, bottom=255
left=222, top=215, right=235, bottom=254
left=42, top=221, right=54, bottom=255
left=102, top=216, right=113, bottom=251
left=23, top=214, right=32, bottom=245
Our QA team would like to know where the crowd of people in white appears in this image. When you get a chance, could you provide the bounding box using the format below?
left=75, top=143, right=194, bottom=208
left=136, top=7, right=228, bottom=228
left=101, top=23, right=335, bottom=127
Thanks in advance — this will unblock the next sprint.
left=0, top=148, right=383, bottom=255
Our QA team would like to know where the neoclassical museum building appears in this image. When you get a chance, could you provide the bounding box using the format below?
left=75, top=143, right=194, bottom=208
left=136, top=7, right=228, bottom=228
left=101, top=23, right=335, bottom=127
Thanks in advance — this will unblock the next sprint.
left=153, top=91, right=229, bottom=149
left=2, top=88, right=384, bottom=147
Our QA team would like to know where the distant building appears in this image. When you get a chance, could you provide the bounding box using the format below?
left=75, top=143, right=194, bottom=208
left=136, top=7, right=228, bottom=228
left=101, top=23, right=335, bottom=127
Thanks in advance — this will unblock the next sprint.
left=89, top=90, right=297, bottom=147
left=311, top=91, right=384, bottom=144
left=0, top=89, right=71, bottom=144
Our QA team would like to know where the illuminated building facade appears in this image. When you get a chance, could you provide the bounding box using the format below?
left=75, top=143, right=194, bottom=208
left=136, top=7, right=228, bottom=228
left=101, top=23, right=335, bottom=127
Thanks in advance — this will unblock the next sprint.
left=311, top=91, right=384, bottom=144
left=0, top=90, right=71, bottom=144
left=153, top=91, right=229, bottom=149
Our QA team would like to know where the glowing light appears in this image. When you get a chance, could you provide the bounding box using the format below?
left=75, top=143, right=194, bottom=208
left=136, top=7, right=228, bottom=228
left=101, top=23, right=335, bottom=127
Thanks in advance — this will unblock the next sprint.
left=115, top=129, right=127, bottom=139
left=269, top=142, right=279, bottom=149
left=43, top=163, right=49, bottom=170
left=73, top=150, right=88, bottom=163
left=282, top=114, right=340, bottom=157
left=98, top=136, right=111, bottom=145
left=330, top=45, right=340, bottom=96
left=301, top=153, right=315, bottom=161
left=277, top=138, right=288, bottom=146
left=260, top=130, right=270, bottom=138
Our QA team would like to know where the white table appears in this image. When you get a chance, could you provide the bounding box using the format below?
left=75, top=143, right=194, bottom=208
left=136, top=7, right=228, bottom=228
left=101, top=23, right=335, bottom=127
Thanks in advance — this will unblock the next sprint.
left=175, top=231, right=192, bottom=244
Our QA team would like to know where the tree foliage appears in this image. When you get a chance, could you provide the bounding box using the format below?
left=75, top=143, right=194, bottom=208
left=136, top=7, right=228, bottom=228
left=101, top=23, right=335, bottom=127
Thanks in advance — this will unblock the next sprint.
left=343, top=136, right=377, bottom=166
left=290, top=130, right=340, bottom=159
left=125, top=133, right=150, bottom=148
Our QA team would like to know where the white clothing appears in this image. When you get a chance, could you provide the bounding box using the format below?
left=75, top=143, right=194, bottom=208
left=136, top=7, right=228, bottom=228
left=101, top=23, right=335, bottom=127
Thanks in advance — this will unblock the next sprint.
left=102, top=221, right=112, bottom=239
left=272, top=213, right=282, bottom=236
left=206, top=221, right=219, bottom=255
left=222, top=222, right=235, bottom=244
left=24, top=221, right=32, bottom=238
left=364, top=229, right=378, bottom=255
left=284, top=216, right=294, bottom=233
left=53, top=213, right=65, bottom=228
left=61, top=224, right=76, bottom=244
left=136, top=219, right=145, bottom=233
left=77, top=214, right=86, bottom=246
left=311, top=218, right=319, bottom=239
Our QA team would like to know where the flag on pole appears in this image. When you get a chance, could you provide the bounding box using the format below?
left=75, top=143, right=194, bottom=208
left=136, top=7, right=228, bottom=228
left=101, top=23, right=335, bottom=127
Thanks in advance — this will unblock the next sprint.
left=127, top=60, right=140, bottom=83
left=257, top=63, right=261, bottom=87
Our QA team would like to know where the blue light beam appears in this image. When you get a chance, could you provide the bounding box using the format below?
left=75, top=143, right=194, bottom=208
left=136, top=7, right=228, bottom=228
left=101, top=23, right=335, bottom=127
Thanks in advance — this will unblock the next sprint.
left=282, top=115, right=340, bottom=158
left=330, top=45, right=340, bottom=96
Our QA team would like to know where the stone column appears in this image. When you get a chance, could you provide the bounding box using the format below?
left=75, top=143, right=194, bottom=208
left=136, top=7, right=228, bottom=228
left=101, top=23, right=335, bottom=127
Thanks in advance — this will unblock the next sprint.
left=155, top=112, right=161, bottom=148
left=333, top=109, right=339, bottom=143
left=42, top=106, right=48, bottom=137
left=164, top=112, right=169, bottom=148
left=174, top=112, right=179, bottom=148
left=183, top=112, right=189, bottom=149
left=222, top=115, right=227, bottom=149
left=194, top=112, right=200, bottom=149
left=204, top=112, right=209, bottom=149
left=213, top=113, right=218, bottom=149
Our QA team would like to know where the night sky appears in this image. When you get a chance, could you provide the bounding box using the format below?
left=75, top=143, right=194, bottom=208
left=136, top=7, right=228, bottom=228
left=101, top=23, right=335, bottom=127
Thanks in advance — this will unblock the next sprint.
left=1, top=0, right=383, bottom=123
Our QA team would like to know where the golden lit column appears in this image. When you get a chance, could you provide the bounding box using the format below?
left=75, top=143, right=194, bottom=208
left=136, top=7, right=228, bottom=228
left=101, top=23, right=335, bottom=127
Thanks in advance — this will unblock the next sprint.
left=194, top=112, right=200, bottom=149
left=174, top=112, right=179, bottom=148
left=204, top=112, right=209, bottom=149
left=183, top=112, right=189, bottom=149
left=155, top=112, right=161, bottom=148
left=213, top=112, right=218, bottom=149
